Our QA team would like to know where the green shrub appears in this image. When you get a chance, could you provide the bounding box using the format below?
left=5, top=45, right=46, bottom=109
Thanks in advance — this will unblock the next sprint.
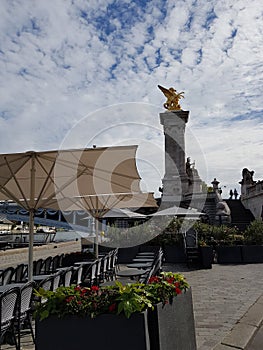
left=244, top=220, right=263, bottom=245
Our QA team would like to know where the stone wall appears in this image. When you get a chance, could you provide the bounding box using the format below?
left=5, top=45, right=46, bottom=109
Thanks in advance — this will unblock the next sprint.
left=0, top=240, right=81, bottom=269
left=241, top=180, right=263, bottom=219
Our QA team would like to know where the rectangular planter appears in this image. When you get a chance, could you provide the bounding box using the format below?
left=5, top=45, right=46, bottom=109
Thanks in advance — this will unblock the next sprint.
left=216, top=246, right=243, bottom=264
left=117, top=246, right=140, bottom=263
left=36, top=288, right=197, bottom=350
left=163, top=246, right=187, bottom=263
left=36, top=312, right=150, bottom=350
left=241, top=245, right=263, bottom=263
left=199, top=246, right=213, bottom=269
left=148, top=288, right=197, bottom=350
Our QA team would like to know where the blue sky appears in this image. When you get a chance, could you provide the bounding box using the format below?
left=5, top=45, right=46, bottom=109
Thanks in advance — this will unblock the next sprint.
left=1, top=0, right=263, bottom=198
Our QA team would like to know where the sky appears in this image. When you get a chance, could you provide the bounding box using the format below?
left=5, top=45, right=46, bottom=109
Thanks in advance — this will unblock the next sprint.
left=1, top=0, right=263, bottom=200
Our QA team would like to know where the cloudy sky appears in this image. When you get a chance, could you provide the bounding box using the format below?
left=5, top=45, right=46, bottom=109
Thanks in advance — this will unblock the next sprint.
left=1, top=0, right=263, bottom=199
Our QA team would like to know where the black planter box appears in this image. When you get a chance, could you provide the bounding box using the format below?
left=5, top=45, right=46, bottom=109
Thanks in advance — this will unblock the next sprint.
left=36, top=289, right=197, bottom=350
left=216, top=246, right=243, bottom=264
left=148, top=288, right=197, bottom=350
left=36, top=312, right=150, bottom=350
left=199, top=246, right=213, bottom=269
left=241, top=245, right=263, bottom=263
left=163, top=246, right=186, bottom=263
left=117, top=246, right=140, bottom=263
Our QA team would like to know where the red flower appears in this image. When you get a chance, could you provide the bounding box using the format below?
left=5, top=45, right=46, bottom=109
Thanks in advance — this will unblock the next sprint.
left=108, top=303, right=116, bottom=312
left=149, top=276, right=160, bottom=283
left=65, top=296, right=75, bottom=303
left=91, top=286, right=99, bottom=292
left=174, top=282, right=180, bottom=288
left=166, top=277, right=175, bottom=284
left=175, top=288, right=182, bottom=294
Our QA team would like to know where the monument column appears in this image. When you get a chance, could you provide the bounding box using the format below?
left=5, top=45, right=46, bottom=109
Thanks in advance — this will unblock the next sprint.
left=160, top=110, right=189, bottom=206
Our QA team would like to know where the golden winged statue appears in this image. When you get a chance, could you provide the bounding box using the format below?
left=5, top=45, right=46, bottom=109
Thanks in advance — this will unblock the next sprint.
left=158, top=85, right=184, bottom=111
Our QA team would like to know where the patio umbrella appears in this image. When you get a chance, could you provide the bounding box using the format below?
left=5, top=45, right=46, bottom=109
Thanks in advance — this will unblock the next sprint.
left=0, top=145, right=156, bottom=280
left=49, top=192, right=155, bottom=257
left=148, top=205, right=205, bottom=218
left=102, top=208, right=146, bottom=218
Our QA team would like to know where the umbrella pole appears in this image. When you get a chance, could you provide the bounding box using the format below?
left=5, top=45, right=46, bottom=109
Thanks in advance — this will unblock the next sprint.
left=95, top=218, right=99, bottom=258
left=28, top=209, right=34, bottom=281
left=28, top=153, right=36, bottom=282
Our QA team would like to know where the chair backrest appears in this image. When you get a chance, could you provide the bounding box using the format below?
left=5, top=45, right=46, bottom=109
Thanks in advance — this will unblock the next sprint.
left=51, top=255, right=60, bottom=273
left=52, top=272, right=62, bottom=291
left=19, top=281, right=35, bottom=323
left=33, top=259, right=43, bottom=275
left=0, top=267, right=15, bottom=285
left=101, top=255, right=108, bottom=275
left=184, top=229, right=198, bottom=248
left=62, top=267, right=74, bottom=287
left=42, top=256, right=53, bottom=274
left=111, top=250, right=118, bottom=270
left=58, top=253, right=64, bottom=268
left=70, top=265, right=83, bottom=285
left=38, top=275, right=54, bottom=292
left=82, top=262, right=97, bottom=286
left=95, top=258, right=102, bottom=284
left=11, top=263, right=28, bottom=283
left=0, top=287, right=20, bottom=336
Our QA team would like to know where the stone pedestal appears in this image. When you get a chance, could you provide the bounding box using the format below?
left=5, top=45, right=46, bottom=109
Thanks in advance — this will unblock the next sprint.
left=160, top=111, right=189, bottom=206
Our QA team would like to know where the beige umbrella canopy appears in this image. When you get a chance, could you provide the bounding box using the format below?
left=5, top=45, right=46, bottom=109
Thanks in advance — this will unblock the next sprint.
left=0, top=146, right=157, bottom=279
left=148, top=205, right=205, bottom=218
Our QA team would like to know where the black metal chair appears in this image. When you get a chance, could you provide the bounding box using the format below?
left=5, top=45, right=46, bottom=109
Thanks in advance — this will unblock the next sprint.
left=52, top=271, right=62, bottom=291
left=11, top=264, right=28, bottom=283
left=81, top=261, right=97, bottom=287
left=36, top=275, right=55, bottom=305
left=42, top=256, right=53, bottom=274
left=107, top=249, right=119, bottom=280
left=0, top=267, right=15, bottom=286
left=60, top=267, right=74, bottom=287
left=33, top=259, right=43, bottom=275
left=0, top=287, right=20, bottom=350
left=183, top=229, right=200, bottom=267
left=15, top=281, right=36, bottom=349
left=38, top=274, right=54, bottom=292
left=70, top=265, right=83, bottom=286
left=50, top=255, right=60, bottom=273
left=99, top=255, right=110, bottom=283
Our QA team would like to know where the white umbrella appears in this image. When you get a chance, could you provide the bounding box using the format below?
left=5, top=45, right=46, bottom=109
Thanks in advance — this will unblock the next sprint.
left=148, top=205, right=205, bottom=218
left=0, top=146, right=157, bottom=279
left=98, top=208, right=146, bottom=218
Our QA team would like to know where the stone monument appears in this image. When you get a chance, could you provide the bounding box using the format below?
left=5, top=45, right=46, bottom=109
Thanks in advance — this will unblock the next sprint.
left=158, top=85, right=189, bottom=206
left=158, top=85, right=206, bottom=210
left=160, top=110, right=189, bottom=206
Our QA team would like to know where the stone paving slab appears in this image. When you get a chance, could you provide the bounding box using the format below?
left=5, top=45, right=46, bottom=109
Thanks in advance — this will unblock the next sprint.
left=246, top=323, right=263, bottom=350
left=221, top=323, right=257, bottom=349
left=240, top=300, right=263, bottom=327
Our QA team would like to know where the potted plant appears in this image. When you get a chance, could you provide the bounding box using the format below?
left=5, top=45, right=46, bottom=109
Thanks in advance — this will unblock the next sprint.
left=242, top=220, right=263, bottom=263
left=34, top=272, right=196, bottom=350
left=194, top=222, right=214, bottom=268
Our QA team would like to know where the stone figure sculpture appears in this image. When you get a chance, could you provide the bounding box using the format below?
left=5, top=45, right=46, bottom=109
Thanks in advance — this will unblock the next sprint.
left=158, top=85, right=184, bottom=111
left=240, top=168, right=256, bottom=185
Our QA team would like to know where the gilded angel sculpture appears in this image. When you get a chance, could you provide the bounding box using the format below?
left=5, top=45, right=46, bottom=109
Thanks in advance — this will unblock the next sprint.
left=158, top=85, right=184, bottom=111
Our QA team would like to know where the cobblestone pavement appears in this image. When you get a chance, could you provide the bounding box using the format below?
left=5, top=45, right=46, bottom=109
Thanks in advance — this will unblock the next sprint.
left=2, top=263, right=262, bottom=350
left=164, top=263, right=263, bottom=350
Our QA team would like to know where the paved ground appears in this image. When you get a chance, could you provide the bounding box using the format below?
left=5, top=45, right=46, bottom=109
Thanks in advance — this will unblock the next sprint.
left=247, top=324, right=263, bottom=349
left=164, top=263, right=263, bottom=350
left=2, top=262, right=263, bottom=350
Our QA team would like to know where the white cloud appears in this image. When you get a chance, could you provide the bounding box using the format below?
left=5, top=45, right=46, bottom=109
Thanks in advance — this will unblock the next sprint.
left=0, top=0, right=263, bottom=198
